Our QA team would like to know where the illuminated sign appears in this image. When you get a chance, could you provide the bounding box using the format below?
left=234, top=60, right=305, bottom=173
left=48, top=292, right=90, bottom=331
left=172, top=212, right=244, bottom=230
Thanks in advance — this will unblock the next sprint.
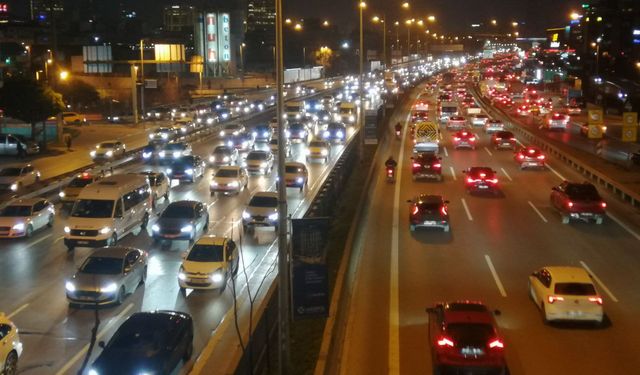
left=633, top=29, right=640, bottom=36
left=550, top=42, right=560, bottom=48
left=154, top=44, right=185, bottom=72
left=218, top=13, right=231, bottom=62
left=551, top=33, right=558, bottom=42
left=205, top=13, right=218, bottom=63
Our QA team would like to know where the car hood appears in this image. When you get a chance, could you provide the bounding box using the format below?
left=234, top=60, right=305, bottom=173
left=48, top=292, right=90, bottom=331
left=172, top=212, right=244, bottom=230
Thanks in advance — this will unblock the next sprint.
left=66, top=217, right=113, bottom=230
left=0, top=216, right=31, bottom=227
left=92, top=348, right=164, bottom=374
left=182, top=260, right=224, bottom=274
left=157, top=217, right=193, bottom=229
left=0, top=176, right=20, bottom=184
left=70, top=272, right=122, bottom=292
left=245, top=206, right=277, bottom=217
left=246, top=159, right=268, bottom=166
left=213, top=176, right=239, bottom=184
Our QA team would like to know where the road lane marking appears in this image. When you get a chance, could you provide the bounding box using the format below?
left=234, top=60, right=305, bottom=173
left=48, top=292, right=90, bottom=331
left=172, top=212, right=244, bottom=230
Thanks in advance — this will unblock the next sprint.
left=7, top=304, right=29, bottom=319
left=449, top=166, right=457, bottom=181
left=547, top=164, right=566, bottom=180
left=579, top=261, right=619, bottom=303
left=207, top=198, right=218, bottom=209
left=389, top=112, right=411, bottom=375
left=527, top=201, right=548, bottom=223
left=484, top=147, right=493, bottom=156
left=605, top=213, right=640, bottom=241
left=500, top=168, right=513, bottom=182
left=484, top=255, right=507, bottom=297
left=461, top=198, right=474, bottom=221
left=55, top=303, right=134, bottom=375
left=26, top=233, right=52, bottom=249
left=443, top=146, right=449, bottom=157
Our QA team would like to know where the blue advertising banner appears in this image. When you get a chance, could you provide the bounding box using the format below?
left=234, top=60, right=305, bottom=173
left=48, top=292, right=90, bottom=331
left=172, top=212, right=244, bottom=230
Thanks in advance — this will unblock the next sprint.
left=292, top=262, right=329, bottom=319
left=291, top=217, right=330, bottom=260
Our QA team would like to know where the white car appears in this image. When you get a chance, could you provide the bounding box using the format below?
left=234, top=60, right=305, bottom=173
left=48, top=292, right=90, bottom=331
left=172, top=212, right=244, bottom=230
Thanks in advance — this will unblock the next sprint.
left=243, top=150, right=274, bottom=175
left=210, top=166, right=249, bottom=195
left=0, top=312, right=23, bottom=375
left=279, top=162, right=308, bottom=192
left=137, top=171, right=170, bottom=208
left=529, top=266, right=604, bottom=324
left=0, top=198, right=55, bottom=238
left=544, top=113, right=570, bottom=131
left=219, top=123, right=246, bottom=137
left=178, top=236, right=239, bottom=293
left=242, top=192, right=279, bottom=230
left=0, top=164, right=40, bottom=192
left=470, top=114, right=489, bottom=127
left=484, top=120, right=505, bottom=134
left=90, top=140, right=126, bottom=160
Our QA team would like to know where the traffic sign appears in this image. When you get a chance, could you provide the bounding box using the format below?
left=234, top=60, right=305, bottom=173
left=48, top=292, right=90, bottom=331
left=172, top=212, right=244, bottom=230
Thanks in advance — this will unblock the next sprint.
left=622, top=112, right=638, bottom=127
left=622, top=127, right=637, bottom=142
left=588, top=109, right=604, bottom=125
left=588, top=125, right=603, bottom=139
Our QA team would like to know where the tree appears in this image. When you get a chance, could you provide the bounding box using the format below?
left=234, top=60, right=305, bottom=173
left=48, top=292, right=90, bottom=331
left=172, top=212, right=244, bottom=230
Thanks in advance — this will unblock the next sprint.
left=57, top=78, right=100, bottom=109
left=0, top=77, right=64, bottom=143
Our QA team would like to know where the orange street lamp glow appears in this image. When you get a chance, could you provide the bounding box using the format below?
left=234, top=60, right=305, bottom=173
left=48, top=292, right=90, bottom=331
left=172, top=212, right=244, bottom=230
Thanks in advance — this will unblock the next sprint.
left=491, top=19, right=497, bottom=26
left=294, top=23, right=303, bottom=31
left=402, top=2, right=409, bottom=9
left=323, top=20, right=330, bottom=27
left=372, top=16, right=380, bottom=22
left=285, top=18, right=292, bottom=24
left=359, top=1, right=367, bottom=9
left=427, top=15, right=436, bottom=22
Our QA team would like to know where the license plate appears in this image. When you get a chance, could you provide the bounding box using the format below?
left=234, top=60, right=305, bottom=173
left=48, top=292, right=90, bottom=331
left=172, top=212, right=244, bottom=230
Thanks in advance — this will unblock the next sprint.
left=77, top=241, right=89, bottom=245
left=190, top=279, right=209, bottom=285
left=582, top=213, right=593, bottom=217
left=478, top=185, right=488, bottom=189
left=424, top=221, right=436, bottom=225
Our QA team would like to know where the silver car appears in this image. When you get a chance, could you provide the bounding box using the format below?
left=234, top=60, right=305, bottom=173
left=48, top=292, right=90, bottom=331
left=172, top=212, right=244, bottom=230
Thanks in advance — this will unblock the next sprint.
left=65, top=247, right=148, bottom=306
left=242, top=192, right=279, bottom=230
left=0, top=198, right=55, bottom=238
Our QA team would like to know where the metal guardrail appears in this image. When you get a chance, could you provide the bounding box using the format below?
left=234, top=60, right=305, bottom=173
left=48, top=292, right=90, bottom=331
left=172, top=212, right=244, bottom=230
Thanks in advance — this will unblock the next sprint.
left=474, top=86, right=640, bottom=208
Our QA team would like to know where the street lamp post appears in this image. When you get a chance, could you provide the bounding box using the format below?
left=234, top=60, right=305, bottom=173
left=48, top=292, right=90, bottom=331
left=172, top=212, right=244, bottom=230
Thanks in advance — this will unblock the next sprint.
left=302, top=46, right=306, bottom=66
left=239, top=43, right=246, bottom=81
left=372, top=16, right=386, bottom=66
left=359, top=1, right=366, bottom=155
left=405, top=19, right=413, bottom=56
left=139, top=39, right=146, bottom=121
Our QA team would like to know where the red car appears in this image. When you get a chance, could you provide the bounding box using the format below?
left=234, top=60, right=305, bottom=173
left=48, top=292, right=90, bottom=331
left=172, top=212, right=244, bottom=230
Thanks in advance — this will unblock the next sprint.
left=550, top=181, right=606, bottom=224
left=516, top=104, right=529, bottom=116
left=490, top=131, right=516, bottom=150
left=427, top=301, right=508, bottom=374
left=514, top=146, right=546, bottom=169
left=411, top=153, right=443, bottom=181
left=453, top=130, right=477, bottom=150
left=463, top=167, right=499, bottom=194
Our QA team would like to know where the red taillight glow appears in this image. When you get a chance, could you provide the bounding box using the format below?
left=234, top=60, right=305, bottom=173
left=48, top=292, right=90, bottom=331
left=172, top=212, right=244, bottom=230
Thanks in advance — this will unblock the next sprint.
left=487, top=178, right=498, bottom=184
left=437, top=336, right=454, bottom=347
left=387, top=168, right=393, bottom=176
left=488, top=339, right=504, bottom=349
left=518, top=154, right=524, bottom=160
left=441, top=206, right=448, bottom=216
left=537, top=155, right=545, bottom=160
left=480, top=173, right=486, bottom=178
left=528, top=149, right=535, bottom=154
left=548, top=295, right=565, bottom=304
left=412, top=205, right=419, bottom=215
left=510, top=137, right=516, bottom=141
left=454, top=137, right=461, bottom=141
left=467, top=177, right=476, bottom=183
left=469, top=137, right=476, bottom=142
left=600, top=202, right=607, bottom=209
left=567, top=201, right=574, bottom=208
left=495, top=137, right=502, bottom=141
left=433, top=163, right=441, bottom=168
left=588, top=296, right=603, bottom=305
left=413, top=163, right=421, bottom=168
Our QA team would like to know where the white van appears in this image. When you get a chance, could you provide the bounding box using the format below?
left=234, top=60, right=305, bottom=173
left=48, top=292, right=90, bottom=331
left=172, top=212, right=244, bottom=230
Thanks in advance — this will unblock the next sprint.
left=64, top=175, right=152, bottom=251
left=284, top=100, right=306, bottom=120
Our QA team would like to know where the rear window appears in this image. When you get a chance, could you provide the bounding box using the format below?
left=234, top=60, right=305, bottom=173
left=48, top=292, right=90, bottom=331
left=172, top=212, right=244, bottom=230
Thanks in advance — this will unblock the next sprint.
left=445, top=323, right=494, bottom=345
left=554, top=282, right=596, bottom=296
left=69, top=177, right=94, bottom=188
left=566, top=184, right=600, bottom=200
left=247, top=152, right=268, bottom=160
left=249, top=196, right=278, bottom=208
left=310, top=141, right=326, bottom=148
left=215, top=169, right=239, bottom=178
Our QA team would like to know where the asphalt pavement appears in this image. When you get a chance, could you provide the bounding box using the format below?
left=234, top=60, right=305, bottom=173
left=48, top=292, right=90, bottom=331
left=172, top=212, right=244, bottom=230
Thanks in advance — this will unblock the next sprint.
left=338, top=83, right=640, bottom=375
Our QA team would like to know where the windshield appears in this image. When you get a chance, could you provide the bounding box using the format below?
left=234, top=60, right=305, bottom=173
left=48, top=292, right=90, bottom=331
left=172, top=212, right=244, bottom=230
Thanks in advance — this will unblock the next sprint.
left=286, top=105, right=302, bottom=112
left=187, top=244, right=224, bottom=262
left=99, top=143, right=115, bottom=148
left=566, top=184, right=600, bottom=200
left=290, top=124, right=304, bottom=130
left=0, top=205, right=31, bottom=217
left=554, top=282, right=596, bottom=296
left=249, top=196, right=278, bottom=208
left=162, top=205, right=195, bottom=219
left=71, top=199, right=114, bottom=218
left=214, top=147, right=232, bottom=154
left=339, top=108, right=353, bottom=114
left=80, top=256, right=123, bottom=275
left=163, top=143, right=185, bottom=151
left=0, top=168, right=21, bottom=176
left=285, top=166, right=304, bottom=173
left=247, top=152, right=267, bottom=160
left=215, top=169, right=239, bottom=178
left=68, top=177, right=94, bottom=188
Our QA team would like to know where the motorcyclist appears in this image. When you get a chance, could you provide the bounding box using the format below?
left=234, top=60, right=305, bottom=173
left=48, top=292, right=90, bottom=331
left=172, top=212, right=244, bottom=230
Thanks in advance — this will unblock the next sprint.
left=385, top=156, right=398, bottom=169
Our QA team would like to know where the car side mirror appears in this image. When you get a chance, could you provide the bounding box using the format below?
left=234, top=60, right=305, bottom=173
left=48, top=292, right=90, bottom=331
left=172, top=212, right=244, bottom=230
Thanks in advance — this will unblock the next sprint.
left=98, top=341, right=105, bottom=349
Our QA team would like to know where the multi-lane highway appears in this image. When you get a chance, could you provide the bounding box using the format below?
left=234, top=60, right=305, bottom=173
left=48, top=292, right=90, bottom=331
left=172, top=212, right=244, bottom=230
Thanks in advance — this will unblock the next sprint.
left=338, top=82, right=640, bottom=374
left=0, top=80, right=359, bottom=374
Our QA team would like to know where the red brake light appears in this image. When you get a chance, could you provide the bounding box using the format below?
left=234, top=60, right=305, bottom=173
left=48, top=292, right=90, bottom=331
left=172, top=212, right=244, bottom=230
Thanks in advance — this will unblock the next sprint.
left=548, top=295, right=564, bottom=304
left=537, top=155, right=545, bottom=160
left=466, top=177, right=475, bottom=183
left=412, top=205, right=419, bottom=215
left=567, top=201, right=574, bottom=208
left=487, top=178, right=498, bottom=184
left=433, top=163, right=441, bottom=168
left=488, top=339, right=504, bottom=349
left=510, top=137, right=515, bottom=141
left=518, top=154, right=524, bottom=160
left=588, top=296, right=603, bottom=305
left=528, top=149, right=535, bottom=154
left=440, top=206, right=448, bottom=216
left=495, top=137, right=501, bottom=141
left=437, top=336, right=454, bottom=347
left=480, top=172, right=486, bottom=178
left=469, top=137, right=476, bottom=142
left=413, top=162, right=421, bottom=168
left=454, top=137, right=461, bottom=141
left=601, top=202, right=607, bottom=208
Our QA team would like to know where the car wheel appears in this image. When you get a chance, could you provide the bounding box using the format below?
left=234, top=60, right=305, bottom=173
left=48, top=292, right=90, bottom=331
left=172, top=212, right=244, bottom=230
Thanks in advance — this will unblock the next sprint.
left=140, top=213, right=149, bottom=230
left=3, top=351, right=18, bottom=375
left=561, top=215, right=570, bottom=224
left=139, top=266, right=147, bottom=285
left=47, top=214, right=54, bottom=228
left=183, top=339, right=194, bottom=361
left=25, top=224, right=34, bottom=238
left=116, top=286, right=125, bottom=305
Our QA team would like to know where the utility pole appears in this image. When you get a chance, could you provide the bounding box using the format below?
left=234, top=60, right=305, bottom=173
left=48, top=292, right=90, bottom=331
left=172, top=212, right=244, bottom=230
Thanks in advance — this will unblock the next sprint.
left=140, top=39, right=145, bottom=119
left=275, top=0, right=290, bottom=372
left=131, top=65, right=139, bottom=125
left=359, top=2, right=366, bottom=156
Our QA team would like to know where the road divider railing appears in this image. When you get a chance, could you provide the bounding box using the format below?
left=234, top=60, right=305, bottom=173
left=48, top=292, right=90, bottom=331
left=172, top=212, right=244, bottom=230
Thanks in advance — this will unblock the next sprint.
left=473, top=86, right=640, bottom=209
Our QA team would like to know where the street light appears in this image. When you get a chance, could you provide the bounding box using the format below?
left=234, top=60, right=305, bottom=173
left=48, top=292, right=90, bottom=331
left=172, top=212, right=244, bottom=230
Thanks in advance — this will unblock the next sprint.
left=592, top=37, right=602, bottom=76
left=405, top=19, right=413, bottom=55
left=491, top=19, right=497, bottom=26
left=294, top=23, right=303, bottom=31
left=285, top=18, right=292, bottom=24
left=322, top=20, right=330, bottom=27
left=427, top=15, right=436, bottom=23
left=358, top=1, right=366, bottom=155
left=59, top=70, right=69, bottom=81
left=401, top=2, right=409, bottom=9
left=512, top=21, right=518, bottom=27
left=570, top=12, right=581, bottom=20
left=372, top=15, right=387, bottom=65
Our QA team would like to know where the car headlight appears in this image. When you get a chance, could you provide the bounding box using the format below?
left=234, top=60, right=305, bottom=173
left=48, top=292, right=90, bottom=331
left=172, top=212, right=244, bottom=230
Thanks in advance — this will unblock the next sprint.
left=185, top=169, right=194, bottom=175
left=210, top=181, right=218, bottom=187
left=148, top=134, right=154, bottom=139
left=268, top=213, right=278, bottom=221
left=296, top=177, right=304, bottom=183
left=211, top=271, right=224, bottom=283
left=321, top=149, right=329, bottom=156
left=323, top=131, right=330, bottom=138
left=159, top=151, right=166, bottom=158
left=105, top=150, right=114, bottom=157
left=252, top=131, right=258, bottom=138
left=65, top=281, right=76, bottom=292
left=242, top=211, right=251, bottom=219
left=196, top=118, right=202, bottom=123
left=222, top=156, right=230, bottom=162
left=161, top=133, right=168, bottom=139
left=178, top=271, right=187, bottom=281
left=100, top=283, right=118, bottom=293
left=180, top=225, right=194, bottom=233
left=99, top=227, right=111, bottom=234
left=12, top=223, right=25, bottom=231
left=181, top=128, right=187, bottom=134
left=263, top=131, right=269, bottom=137
left=166, top=168, right=172, bottom=174
left=64, top=226, right=71, bottom=233
left=349, top=115, right=355, bottom=122
left=222, top=113, right=228, bottom=119
left=90, top=150, right=97, bottom=157
left=207, top=118, right=214, bottom=124
left=143, top=152, right=152, bottom=159
left=228, top=181, right=239, bottom=187
left=305, top=149, right=311, bottom=155
left=151, top=224, right=160, bottom=232
left=337, top=131, right=344, bottom=138
left=173, top=151, right=181, bottom=158
left=220, top=131, right=225, bottom=136
left=260, top=162, right=267, bottom=168
left=59, top=191, right=66, bottom=198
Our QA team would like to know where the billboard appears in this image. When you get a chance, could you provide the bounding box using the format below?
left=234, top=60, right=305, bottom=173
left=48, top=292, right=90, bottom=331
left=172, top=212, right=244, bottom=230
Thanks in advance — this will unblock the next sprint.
left=83, top=45, right=112, bottom=73
left=205, top=13, right=218, bottom=63
left=218, top=13, right=231, bottom=62
left=154, top=44, right=185, bottom=73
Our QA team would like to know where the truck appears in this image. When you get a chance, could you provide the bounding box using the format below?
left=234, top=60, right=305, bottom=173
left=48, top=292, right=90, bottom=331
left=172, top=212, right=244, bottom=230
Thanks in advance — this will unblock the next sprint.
left=412, top=121, right=440, bottom=154
left=438, top=101, right=458, bottom=123
left=339, top=102, right=357, bottom=124
left=285, top=100, right=306, bottom=121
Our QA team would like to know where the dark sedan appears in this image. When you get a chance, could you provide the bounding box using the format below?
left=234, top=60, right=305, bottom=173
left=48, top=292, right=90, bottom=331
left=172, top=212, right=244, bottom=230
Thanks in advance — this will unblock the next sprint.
left=226, top=133, right=255, bottom=153
left=287, top=123, right=309, bottom=143
left=323, top=122, right=346, bottom=144
left=88, top=311, right=193, bottom=375
left=252, top=124, right=273, bottom=142
left=208, top=145, right=239, bottom=166
left=152, top=201, right=209, bottom=243
left=166, top=155, right=205, bottom=183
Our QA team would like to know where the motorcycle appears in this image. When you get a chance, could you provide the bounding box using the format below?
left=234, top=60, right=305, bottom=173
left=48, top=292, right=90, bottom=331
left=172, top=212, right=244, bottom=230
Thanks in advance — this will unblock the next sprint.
left=386, top=166, right=396, bottom=183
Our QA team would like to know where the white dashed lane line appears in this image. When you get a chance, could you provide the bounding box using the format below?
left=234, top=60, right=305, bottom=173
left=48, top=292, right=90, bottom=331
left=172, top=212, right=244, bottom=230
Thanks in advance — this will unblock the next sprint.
left=527, top=201, right=548, bottom=223
left=461, top=198, right=474, bottom=221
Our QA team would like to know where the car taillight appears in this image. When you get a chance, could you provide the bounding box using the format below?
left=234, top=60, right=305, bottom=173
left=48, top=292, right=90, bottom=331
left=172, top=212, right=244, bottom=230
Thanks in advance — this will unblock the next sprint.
left=433, top=163, right=441, bottom=168
left=588, top=296, right=603, bottom=305
left=537, top=155, right=545, bottom=160
left=547, top=295, right=564, bottom=304
left=469, top=137, right=476, bottom=142
left=466, top=177, right=476, bottom=183
left=387, top=168, right=393, bottom=176
left=567, top=201, right=574, bottom=208
left=488, top=339, right=504, bottom=349
left=441, top=206, right=448, bottom=216
left=487, top=178, right=498, bottom=184
left=495, top=137, right=502, bottom=141
left=600, top=202, right=607, bottom=209
left=510, top=137, right=516, bottom=141
left=437, top=336, right=454, bottom=347
left=518, top=154, right=524, bottom=160
left=454, top=137, right=460, bottom=141
left=412, top=205, right=419, bottom=215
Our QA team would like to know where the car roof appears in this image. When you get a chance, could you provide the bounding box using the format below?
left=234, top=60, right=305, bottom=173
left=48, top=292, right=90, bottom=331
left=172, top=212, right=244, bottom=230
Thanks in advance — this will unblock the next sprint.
left=2, top=163, right=32, bottom=169
left=253, top=191, right=278, bottom=199
left=194, top=235, right=228, bottom=246
left=285, top=161, right=306, bottom=168
left=89, top=246, right=137, bottom=258
left=545, top=266, right=592, bottom=283
left=167, top=200, right=198, bottom=208
left=6, top=197, right=44, bottom=206
left=442, top=301, right=494, bottom=325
